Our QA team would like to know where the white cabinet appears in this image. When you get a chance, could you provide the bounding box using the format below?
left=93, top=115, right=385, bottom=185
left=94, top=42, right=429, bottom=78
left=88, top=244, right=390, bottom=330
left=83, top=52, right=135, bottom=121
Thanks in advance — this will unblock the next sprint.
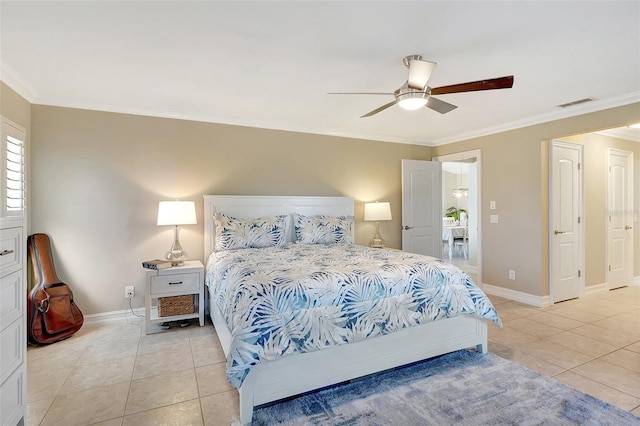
left=0, top=117, right=26, bottom=426
left=144, top=261, right=204, bottom=334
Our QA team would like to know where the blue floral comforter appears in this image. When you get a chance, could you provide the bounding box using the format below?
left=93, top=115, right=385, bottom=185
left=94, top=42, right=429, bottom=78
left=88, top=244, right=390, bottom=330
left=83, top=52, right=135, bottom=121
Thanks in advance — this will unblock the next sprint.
left=206, top=243, right=501, bottom=388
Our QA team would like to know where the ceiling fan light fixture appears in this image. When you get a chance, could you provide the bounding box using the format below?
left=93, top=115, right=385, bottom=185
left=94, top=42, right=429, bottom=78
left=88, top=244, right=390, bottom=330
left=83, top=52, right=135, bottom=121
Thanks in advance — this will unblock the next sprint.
left=397, top=92, right=428, bottom=110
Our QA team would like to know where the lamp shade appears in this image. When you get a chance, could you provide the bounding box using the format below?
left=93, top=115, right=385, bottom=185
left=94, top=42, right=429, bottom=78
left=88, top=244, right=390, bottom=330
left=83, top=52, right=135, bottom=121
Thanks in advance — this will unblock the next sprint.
left=364, top=202, right=392, bottom=222
left=157, top=200, right=197, bottom=226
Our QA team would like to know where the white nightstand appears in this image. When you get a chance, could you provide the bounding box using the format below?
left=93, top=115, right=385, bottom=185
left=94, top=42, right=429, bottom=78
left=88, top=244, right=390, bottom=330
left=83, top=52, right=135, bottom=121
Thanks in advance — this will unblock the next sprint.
left=144, top=260, right=204, bottom=334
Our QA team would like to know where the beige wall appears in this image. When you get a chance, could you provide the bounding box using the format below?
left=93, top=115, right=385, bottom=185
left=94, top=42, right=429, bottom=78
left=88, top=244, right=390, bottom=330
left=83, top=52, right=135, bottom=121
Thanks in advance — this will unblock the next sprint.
left=30, top=105, right=431, bottom=314
left=8, top=77, right=640, bottom=313
left=1, top=82, right=31, bottom=129
left=432, top=103, right=640, bottom=298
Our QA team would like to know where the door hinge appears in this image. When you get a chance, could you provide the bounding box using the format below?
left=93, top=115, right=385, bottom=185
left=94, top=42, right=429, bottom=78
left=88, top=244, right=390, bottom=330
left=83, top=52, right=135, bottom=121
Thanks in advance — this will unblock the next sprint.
left=577, top=216, right=581, bottom=224
left=578, top=270, right=581, bottom=278
left=609, top=265, right=612, bottom=271
left=578, top=162, right=581, bottom=171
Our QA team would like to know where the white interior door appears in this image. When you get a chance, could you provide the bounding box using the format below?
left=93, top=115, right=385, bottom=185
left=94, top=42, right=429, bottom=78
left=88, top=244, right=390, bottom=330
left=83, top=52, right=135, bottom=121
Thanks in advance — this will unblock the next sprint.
left=550, top=141, right=583, bottom=303
left=401, top=159, right=441, bottom=256
left=608, top=148, right=633, bottom=290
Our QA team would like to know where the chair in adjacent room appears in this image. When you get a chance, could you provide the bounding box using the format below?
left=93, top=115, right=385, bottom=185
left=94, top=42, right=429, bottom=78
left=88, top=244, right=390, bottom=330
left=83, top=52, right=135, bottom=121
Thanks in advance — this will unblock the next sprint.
left=453, top=226, right=469, bottom=259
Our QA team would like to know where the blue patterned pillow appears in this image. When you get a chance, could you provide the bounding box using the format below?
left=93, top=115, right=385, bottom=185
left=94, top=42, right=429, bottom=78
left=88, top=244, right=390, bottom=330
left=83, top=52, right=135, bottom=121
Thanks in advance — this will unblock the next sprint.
left=294, top=213, right=354, bottom=244
left=214, top=213, right=288, bottom=251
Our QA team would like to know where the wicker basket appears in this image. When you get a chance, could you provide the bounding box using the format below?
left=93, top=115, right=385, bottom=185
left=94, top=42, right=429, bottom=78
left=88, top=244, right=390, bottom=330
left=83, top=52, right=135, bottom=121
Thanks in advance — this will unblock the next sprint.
left=158, top=295, right=194, bottom=317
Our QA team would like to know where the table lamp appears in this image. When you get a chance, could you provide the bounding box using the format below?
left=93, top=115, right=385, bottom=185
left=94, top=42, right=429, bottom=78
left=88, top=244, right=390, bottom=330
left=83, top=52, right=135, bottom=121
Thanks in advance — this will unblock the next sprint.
left=157, top=200, right=197, bottom=265
left=364, top=201, right=392, bottom=248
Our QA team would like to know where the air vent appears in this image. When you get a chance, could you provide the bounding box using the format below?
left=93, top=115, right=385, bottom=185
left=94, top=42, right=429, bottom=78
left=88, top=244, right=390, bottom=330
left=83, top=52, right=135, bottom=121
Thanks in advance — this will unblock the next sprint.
left=557, top=97, right=596, bottom=108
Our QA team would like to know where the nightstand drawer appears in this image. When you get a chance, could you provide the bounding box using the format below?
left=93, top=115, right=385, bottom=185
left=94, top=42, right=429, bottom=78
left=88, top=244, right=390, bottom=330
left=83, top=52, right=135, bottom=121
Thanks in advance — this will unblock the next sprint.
left=150, top=274, right=199, bottom=295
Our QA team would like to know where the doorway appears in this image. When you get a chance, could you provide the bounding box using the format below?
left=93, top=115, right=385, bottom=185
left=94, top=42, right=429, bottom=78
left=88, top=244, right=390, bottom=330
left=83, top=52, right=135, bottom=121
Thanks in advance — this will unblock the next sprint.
left=434, top=150, right=481, bottom=284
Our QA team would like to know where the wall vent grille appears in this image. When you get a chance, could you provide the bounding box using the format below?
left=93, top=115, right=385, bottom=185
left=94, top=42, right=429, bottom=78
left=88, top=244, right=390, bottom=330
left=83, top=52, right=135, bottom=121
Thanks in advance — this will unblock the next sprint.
left=557, top=97, right=596, bottom=108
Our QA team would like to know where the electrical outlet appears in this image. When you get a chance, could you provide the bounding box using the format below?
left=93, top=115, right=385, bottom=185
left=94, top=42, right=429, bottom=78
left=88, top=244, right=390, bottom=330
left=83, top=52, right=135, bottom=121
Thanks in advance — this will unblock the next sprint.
left=125, top=285, right=135, bottom=299
left=508, top=270, right=516, bottom=280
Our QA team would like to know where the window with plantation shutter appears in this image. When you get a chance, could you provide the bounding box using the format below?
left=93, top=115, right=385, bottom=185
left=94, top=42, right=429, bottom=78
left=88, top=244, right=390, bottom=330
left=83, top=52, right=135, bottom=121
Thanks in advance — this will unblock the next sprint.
left=1, top=119, right=25, bottom=217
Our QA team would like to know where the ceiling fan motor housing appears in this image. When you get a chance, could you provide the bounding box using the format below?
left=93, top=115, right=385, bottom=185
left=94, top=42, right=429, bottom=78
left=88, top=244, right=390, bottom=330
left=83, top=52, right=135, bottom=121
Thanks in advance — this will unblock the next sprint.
left=403, top=54, right=423, bottom=68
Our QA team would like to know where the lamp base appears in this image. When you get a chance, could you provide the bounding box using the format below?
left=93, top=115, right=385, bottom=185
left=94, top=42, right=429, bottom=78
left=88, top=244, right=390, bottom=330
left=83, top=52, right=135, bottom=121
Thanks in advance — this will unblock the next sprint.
left=166, top=225, right=187, bottom=266
left=369, top=238, right=385, bottom=249
left=165, top=251, right=187, bottom=266
left=370, top=222, right=385, bottom=248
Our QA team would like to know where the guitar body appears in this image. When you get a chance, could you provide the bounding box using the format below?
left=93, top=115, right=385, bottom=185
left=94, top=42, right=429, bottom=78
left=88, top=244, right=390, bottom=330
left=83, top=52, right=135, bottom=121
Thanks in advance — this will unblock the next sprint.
left=27, top=233, right=83, bottom=345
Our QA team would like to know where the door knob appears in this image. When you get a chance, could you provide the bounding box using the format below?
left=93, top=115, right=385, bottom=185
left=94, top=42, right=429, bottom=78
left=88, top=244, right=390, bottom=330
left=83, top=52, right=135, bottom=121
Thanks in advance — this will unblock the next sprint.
left=403, top=226, right=412, bottom=230
left=554, top=230, right=565, bottom=235
left=625, top=225, right=633, bottom=230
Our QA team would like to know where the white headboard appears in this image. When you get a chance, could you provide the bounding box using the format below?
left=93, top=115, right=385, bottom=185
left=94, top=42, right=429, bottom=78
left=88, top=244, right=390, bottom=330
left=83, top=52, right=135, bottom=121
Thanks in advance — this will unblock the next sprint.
left=203, top=195, right=355, bottom=259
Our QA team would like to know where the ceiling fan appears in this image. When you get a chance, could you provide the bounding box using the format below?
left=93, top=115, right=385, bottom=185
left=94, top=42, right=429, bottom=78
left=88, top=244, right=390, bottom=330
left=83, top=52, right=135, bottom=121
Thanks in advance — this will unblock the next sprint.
left=329, top=54, right=514, bottom=118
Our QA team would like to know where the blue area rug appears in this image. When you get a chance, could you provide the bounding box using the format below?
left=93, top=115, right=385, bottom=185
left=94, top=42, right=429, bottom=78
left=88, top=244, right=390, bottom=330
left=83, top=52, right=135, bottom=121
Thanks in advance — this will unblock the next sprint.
left=250, top=350, right=640, bottom=425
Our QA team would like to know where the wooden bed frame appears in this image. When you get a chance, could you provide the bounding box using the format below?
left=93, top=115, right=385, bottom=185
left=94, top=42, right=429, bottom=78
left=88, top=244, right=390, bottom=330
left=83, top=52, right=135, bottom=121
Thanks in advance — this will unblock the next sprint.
left=203, top=195, right=488, bottom=425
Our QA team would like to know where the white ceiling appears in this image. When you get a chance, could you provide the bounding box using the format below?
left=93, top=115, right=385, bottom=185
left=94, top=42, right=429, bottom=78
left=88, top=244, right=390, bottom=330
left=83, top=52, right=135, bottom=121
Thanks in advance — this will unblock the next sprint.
left=1, top=1, right=639, bottom=146
left=595, top=125, right=640, bottom=142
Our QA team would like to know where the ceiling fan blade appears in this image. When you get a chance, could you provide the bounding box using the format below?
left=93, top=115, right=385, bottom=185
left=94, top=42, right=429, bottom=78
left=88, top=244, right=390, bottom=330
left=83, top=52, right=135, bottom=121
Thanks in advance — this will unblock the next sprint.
left=361, top=100, right=397, bottom=118
left=407, top=59, right=437, bottom=90
left=430, top=75, right=514, bottom=95
left=426, top=97, right=458, bottom=114
left=328, top=92, right=394, bottom=95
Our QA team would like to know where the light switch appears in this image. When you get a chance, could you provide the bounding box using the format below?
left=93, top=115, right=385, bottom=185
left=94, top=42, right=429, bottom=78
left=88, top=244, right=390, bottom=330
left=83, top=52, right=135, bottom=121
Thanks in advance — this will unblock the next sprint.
left=490, top=215, right=499, bottom=223
left=490, top=201, right=496, bottom=210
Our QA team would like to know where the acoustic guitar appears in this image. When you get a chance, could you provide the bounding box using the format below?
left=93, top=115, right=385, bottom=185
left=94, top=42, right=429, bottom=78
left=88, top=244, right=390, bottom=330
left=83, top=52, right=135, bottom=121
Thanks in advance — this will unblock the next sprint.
left=27, top=233, right=83, bottom=345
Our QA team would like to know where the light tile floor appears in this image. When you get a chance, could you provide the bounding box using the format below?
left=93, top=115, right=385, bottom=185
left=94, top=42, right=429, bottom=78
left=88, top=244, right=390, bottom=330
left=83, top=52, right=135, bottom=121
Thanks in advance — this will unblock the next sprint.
left=488, top=286, right=640, bottom=417
left=27, top=287, right=640, bottom=425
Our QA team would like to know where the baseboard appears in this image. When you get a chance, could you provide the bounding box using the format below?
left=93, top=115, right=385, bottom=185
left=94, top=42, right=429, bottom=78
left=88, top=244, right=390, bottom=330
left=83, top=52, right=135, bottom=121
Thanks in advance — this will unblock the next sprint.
left=481, top=283, right=550, bottom=308
left=83, top=307, right=145, bottom=324
left=584, top=283, right=609, bottom=296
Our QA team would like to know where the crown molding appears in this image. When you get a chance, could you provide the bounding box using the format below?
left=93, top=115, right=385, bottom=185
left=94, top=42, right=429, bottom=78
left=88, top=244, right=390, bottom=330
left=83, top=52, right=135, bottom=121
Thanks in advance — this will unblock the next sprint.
left=430, top=92, right=640, bottom=146
left=0, top=64, right=37, bottom=102
left=32, top=93, right=420, bottom=145
left=3, top=65, right=639, bottom=147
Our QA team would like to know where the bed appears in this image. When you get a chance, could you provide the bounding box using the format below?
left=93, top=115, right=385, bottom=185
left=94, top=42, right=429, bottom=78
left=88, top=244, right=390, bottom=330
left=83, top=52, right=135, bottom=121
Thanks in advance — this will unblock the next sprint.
left=203, top=195, right=501, bottom=425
